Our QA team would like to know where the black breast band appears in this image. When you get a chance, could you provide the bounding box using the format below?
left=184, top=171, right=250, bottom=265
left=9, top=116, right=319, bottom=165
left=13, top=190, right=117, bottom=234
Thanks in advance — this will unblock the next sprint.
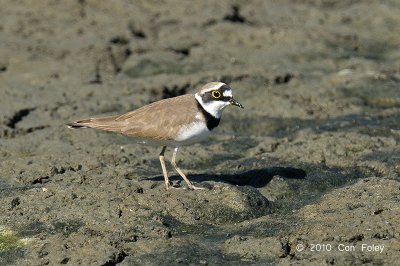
left=196, top=101, right=220, bottom=131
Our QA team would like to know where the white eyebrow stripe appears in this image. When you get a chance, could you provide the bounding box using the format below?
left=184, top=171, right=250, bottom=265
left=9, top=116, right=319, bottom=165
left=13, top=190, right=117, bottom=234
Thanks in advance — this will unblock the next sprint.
left=223, top=90, right=232, bottom=97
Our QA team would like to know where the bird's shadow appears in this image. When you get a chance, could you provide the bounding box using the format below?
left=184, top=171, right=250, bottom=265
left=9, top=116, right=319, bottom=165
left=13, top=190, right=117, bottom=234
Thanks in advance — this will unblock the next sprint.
left=145, top=167, right=306, bottom=188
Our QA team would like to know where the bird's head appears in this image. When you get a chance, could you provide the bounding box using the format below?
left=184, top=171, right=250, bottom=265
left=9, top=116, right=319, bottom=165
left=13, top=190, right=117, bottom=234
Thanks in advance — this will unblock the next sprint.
left=195, top=82, right=243, bottom=118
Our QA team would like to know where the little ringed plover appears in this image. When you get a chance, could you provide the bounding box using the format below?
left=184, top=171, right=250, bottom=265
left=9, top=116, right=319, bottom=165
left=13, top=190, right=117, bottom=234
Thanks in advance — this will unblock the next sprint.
left=68, top=82, right=243, bottom=190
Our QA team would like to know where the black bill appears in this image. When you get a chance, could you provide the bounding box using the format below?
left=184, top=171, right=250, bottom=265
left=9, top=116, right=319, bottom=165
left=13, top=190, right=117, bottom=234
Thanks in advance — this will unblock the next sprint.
left=229, top=98, right=244, bottom=108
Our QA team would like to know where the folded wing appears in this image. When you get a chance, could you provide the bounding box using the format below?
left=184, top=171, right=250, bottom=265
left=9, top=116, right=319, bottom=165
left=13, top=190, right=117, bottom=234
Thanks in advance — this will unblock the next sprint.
left=68, top=95, right=200, bottom=141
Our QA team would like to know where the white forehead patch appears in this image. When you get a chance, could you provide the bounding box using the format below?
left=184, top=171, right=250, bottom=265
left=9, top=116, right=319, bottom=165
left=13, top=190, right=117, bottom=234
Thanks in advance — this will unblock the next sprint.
left=223, top=90, right=232, bottom=97
left=199, top=82, right=226, bottom=94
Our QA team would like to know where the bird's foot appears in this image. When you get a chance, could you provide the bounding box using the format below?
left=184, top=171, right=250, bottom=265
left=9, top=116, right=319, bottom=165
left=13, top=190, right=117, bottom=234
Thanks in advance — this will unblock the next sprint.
left=165, top=181, right=173, bottom=190
left=187, top=184, right=206, bottom=190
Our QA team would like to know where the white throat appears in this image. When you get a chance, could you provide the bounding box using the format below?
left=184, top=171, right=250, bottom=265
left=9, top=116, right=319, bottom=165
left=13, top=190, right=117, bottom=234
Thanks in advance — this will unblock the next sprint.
left=195, top=93, right=230, bottom=119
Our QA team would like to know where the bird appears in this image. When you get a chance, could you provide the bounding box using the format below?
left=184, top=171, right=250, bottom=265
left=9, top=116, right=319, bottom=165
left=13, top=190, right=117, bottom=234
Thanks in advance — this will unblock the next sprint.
left=68, top=82, right=243, bottom=190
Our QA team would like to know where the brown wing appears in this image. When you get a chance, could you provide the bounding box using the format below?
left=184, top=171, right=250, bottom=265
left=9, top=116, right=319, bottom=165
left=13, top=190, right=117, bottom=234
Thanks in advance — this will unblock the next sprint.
left=68, top=95, right=201, bottom=140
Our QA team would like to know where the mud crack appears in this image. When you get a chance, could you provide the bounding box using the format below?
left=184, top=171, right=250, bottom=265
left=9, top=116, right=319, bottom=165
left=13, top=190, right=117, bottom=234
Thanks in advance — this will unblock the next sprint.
left=6, top=108, right=35, bottom=129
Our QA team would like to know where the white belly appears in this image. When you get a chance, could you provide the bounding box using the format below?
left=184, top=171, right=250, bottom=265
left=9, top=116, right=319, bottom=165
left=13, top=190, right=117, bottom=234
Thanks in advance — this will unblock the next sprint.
left=133, top=122, right=211, bottom=147
left=174, top=122, right=211, bottom=146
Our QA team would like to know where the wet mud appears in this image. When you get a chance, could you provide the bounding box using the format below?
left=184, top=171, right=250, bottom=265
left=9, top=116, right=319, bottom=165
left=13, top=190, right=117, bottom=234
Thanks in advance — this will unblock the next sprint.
left=1, top=1, right=400, bottom=265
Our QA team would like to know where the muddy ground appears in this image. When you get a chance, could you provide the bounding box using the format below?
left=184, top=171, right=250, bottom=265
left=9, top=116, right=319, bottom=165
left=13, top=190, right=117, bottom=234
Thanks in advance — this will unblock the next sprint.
left=1, top=0, right=400, bottom=265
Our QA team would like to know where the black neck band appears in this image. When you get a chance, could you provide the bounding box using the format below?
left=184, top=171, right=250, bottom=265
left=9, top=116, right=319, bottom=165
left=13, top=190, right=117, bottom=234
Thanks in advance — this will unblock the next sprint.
left=196, top=101, right=220, bottom=131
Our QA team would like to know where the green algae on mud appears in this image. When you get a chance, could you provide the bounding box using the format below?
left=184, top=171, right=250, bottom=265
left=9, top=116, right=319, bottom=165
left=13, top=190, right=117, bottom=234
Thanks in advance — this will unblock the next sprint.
left=0, top=226, right=23, bottom=251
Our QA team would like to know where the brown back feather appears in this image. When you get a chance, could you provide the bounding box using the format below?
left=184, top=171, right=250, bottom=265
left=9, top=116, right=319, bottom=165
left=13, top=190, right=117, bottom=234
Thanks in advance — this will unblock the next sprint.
left=69, top=95, right=202, bottom=140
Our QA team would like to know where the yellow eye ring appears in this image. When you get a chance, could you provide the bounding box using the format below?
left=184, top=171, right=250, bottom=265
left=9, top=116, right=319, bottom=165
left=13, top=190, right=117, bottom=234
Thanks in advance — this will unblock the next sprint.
left=211, top=90, right=221, bottom=99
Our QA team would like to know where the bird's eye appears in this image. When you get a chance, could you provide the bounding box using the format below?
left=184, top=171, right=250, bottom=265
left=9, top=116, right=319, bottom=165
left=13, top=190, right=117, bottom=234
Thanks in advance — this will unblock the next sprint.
left=211, top=90, right=221, bottom=99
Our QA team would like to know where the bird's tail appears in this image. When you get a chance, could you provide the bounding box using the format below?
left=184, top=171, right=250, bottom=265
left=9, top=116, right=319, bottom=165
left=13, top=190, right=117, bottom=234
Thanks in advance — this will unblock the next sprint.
left=67, top=119, right=93, bottom=129
left=67, top=115, right=122, bottom=132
